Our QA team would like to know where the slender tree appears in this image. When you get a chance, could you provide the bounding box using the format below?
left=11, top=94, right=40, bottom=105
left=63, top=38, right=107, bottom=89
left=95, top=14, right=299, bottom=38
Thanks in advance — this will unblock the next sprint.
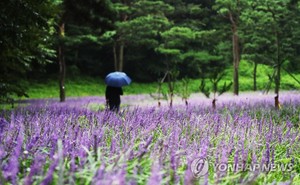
left=214, top=0, right=247, bottom=95
left=58, top=21, right=66, bottom=102
left=200, top=72, right=232, bottom=109
left=156, top=27, right=198, bottom=106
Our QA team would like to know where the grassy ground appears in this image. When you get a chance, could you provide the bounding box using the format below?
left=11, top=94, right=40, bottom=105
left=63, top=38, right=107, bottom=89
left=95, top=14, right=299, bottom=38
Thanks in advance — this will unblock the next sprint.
left=25, top=61, right=300, bottom=99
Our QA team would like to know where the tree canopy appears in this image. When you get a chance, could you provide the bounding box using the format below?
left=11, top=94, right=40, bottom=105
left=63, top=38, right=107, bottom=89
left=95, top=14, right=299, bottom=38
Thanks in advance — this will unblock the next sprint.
left=0, top=0, right=60, bottom=99
left=0, top=0, right=299, bottom=101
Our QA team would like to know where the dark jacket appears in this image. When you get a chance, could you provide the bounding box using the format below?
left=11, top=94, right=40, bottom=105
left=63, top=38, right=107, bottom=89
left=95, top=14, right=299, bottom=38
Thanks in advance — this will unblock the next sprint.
left=105, top=86, right=123, bottom=104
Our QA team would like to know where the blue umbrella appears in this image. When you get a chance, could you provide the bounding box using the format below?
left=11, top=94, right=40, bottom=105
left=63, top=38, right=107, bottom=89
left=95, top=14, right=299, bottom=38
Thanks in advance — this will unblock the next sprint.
left=105, top=71, right=132, bottom=87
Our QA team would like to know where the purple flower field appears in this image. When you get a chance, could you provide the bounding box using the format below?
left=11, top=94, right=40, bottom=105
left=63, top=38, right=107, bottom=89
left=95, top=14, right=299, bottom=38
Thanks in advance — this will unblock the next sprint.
left=0, top=92, right=300, bottom=184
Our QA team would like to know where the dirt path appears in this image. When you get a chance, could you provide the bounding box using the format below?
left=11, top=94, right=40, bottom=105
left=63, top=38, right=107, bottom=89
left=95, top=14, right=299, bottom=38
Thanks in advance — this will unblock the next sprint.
left=121, top=90, right=300, bottom=108
left=10, top=90, right=299, bottom=111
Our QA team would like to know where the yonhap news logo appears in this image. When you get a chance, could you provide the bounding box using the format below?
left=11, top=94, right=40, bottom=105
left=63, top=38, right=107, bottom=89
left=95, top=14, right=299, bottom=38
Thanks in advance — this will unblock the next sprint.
left=191, top=157, right=294, bottom=178
left=191, top=157, right=209, bottom=178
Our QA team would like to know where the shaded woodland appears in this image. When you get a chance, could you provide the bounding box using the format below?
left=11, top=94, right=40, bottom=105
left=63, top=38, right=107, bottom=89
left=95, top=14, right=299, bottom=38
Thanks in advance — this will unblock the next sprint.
left=1, top=0, right=300, bottom=106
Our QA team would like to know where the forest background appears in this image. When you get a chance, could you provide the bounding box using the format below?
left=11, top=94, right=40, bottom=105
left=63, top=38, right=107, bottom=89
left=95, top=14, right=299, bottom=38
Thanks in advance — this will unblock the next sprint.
left=1, top=0, right=300, bottom=104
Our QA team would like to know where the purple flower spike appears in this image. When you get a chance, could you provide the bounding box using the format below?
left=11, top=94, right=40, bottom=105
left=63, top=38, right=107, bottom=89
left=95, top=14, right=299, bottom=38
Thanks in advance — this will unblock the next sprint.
left=40, top=155, right=59, bottom=185
left=23, top=154, right=45, bottom=185
left=234, top=150, right=239, bottom=172
left=0, top=117, right=9, bottom=137
left=147, top=161, right=162, bottom=185
left=3, top=126, right=24, bottom=184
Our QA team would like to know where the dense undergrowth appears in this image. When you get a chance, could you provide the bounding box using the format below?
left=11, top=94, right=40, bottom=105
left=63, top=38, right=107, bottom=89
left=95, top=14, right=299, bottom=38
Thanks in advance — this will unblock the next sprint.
left=0, top=93, right=299, bottom=184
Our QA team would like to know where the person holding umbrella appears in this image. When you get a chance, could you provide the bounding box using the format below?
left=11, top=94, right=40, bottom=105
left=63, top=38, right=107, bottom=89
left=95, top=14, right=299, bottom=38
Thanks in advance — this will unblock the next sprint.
left=105, top=72, right=131, bottom=111
left=105, top=86, right=123, bottom=111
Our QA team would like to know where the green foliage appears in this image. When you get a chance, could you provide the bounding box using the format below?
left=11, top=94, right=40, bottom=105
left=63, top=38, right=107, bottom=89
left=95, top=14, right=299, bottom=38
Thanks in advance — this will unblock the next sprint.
left=160, top=27, right=197, bottom=46
left=64, top=26, right=103, bottom=46
left=199, top=73, right=233, bottom=99
left=181, top=50, right=224, bottom=78
left=62, top=0, right=116, bottom=75
left=0, top=0, right=60, bottom=101
left=155, top=47, right=181, bottom=56
left=240, top=0, right=300, bottom=95
left=1, top=0, right=300, bottom=101
left=133, top=0, right=174, bottom=16
left=214, top=0, right=245, bottom=12
left=182, top=51, right=222, bottom=63
left=199, top=79, right=210, bottom=98
left=123, top=15, right=171, bottom=48
left=15, top=69, right=299, bottom=101
left=157, top=26, right=199, bottom=60
left=177, top=77, right=191, bottom=100
left=150, top=79, right=168, bottom=103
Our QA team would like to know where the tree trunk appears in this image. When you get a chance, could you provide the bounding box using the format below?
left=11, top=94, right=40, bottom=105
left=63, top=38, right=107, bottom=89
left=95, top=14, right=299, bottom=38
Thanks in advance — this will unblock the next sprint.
left=229, top=12, right=240, bottom=96
left=274, top=95, right=280, bottom=110
left=119, top=42, right=124, bottom=72
left=275, top=65, right=281, bottom=95
left=113, top=9, right=128, bottom=72
left=58, top=23, right=66, bottom=102
left=253, top=62, right=258, bottom=91
left=169, top=95, right=173, bottom=107
left=167, top=73, right=173, bottom=107
left=113, top=42, right=124, bottom=72
left=274, top=34, right=281, bottom=95
left=212, top=99, right=216, bottom=110
left=274, top=32, right=280, bottom=109
left=113, top=43, right=118, bottom=71
left=165, top=61, right=173, bottom=107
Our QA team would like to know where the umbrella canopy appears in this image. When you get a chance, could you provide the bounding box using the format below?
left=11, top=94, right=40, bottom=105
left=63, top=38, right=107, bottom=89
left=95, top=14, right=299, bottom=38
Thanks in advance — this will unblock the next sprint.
left=105, top=71, right=131, bottom=87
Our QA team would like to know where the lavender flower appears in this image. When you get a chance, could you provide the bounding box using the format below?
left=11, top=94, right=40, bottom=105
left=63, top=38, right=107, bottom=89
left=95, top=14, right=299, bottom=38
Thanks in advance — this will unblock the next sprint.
left=147, top=161, right=162, bottom=185
left=3, top=126, right=24, bottom=184
left=23, top=154, right=45, bottom=185
left=0, top=117, right=9, bottom=137
left=0, top=92, right=299, bottom=184
left=40, top=155, right=59, bottom=185
left=234, top=150, right=239, bottom=172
